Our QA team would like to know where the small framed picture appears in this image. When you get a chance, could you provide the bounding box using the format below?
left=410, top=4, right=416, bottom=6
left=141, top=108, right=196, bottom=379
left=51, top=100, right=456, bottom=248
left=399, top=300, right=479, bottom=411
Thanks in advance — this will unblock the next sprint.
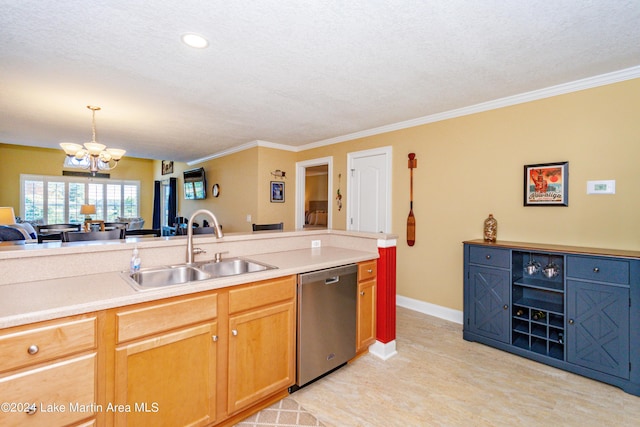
left=162, top=160, right=174, bottom=175
left=524, top=161, right=568, bottom=206
left=270, top=181, right=285, bottom=203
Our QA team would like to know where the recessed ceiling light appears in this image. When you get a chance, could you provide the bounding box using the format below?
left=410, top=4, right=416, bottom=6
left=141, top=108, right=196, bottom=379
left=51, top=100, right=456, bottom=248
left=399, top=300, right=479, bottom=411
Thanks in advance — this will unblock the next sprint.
left=181, top=33, right=209, bottom=49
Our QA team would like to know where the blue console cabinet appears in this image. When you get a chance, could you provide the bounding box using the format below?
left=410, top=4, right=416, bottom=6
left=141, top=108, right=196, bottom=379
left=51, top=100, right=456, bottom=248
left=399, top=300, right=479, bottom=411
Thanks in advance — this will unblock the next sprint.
left=463, top=240, right=640, bottom=396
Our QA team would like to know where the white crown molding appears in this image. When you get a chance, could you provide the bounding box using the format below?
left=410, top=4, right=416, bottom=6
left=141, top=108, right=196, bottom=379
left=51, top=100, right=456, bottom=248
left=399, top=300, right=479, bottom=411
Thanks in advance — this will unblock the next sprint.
left=187, top=139, right=295, bottom=165
left=189, top=66, right=640, bottom=163
left=300, top=65, right=640, bottom=150
left=256, top=140, right=297, bottom=152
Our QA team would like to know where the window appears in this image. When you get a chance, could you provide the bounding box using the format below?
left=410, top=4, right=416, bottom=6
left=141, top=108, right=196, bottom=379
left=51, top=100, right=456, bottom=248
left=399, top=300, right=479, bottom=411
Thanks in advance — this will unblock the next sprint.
left=20, top=174, right=140, bottom=224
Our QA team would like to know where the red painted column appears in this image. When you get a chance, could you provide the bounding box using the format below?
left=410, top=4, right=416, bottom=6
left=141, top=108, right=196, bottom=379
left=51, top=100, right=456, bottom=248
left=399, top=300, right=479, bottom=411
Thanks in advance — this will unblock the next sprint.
left=376, top=244, right=397, bottom=343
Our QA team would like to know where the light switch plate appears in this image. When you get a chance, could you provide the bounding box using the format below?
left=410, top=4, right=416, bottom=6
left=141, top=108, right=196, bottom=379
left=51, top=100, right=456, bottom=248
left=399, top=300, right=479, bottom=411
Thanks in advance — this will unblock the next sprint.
left=587, top=180, right=615, bottom=194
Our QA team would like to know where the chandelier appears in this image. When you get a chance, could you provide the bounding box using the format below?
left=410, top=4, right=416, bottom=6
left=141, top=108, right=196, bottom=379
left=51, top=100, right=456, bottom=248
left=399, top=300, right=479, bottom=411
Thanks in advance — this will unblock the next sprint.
left=60, top=105, right=126, bottom=175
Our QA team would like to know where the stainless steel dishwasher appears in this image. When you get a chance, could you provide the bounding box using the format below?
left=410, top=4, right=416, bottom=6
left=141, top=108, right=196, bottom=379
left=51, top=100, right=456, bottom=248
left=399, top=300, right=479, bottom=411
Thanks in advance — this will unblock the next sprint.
left=291, top=264, right=357, bottom=391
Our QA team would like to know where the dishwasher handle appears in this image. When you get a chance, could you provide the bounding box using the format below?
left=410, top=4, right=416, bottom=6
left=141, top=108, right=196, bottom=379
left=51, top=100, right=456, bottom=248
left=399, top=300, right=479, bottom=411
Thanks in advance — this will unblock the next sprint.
left=298, top=264, right=357, bottom=285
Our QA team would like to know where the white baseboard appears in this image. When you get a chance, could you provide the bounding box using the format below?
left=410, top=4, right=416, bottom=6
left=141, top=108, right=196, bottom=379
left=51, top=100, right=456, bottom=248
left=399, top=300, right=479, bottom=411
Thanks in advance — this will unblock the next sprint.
left=368, top=340, right=398, bottom=360
left=396, top=295, right=464, bottom=325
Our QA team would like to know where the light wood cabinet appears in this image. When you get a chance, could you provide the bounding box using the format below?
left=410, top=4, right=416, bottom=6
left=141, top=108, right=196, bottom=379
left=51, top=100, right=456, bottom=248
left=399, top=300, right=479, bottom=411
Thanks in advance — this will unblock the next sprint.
left=0, top=314, right=98, bottom=427
left=357, top=260, right=377, bottom=353
left=113, top=293, right=218, bottom=427
left=1, top=264, right=369, bottom=427
left=110, top=276, right=297, bottom=425
left=227, top=276, right=296, bottom=414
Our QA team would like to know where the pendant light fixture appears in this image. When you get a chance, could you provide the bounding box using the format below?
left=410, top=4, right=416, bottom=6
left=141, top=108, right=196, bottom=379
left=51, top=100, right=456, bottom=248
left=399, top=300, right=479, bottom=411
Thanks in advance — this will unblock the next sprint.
left=60, top=105, right=126, bottom=175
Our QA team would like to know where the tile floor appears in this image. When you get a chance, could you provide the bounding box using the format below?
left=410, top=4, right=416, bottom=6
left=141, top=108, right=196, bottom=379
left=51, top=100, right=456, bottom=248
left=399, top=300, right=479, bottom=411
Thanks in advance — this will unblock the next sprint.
left=291, top=307, right=640, bottom=427
left=236, top=397, right=324, bottom=427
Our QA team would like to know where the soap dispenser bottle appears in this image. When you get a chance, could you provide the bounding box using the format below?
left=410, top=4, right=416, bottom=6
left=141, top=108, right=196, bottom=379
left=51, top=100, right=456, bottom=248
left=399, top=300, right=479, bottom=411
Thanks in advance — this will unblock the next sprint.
left=130, top=246, right=141, bottom=274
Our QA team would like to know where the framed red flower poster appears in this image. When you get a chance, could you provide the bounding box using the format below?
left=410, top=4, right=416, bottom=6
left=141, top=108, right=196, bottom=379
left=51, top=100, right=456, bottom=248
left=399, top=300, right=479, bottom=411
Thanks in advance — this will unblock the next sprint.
left=524, top=161, right=568, bottom=206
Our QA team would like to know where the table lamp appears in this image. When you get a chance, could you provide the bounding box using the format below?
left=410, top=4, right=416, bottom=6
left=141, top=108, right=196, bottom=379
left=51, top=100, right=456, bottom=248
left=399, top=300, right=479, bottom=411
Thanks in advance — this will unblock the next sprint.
left=80, top=204, right=96, bottom=221
left=0, top=207, right=16, bottom=225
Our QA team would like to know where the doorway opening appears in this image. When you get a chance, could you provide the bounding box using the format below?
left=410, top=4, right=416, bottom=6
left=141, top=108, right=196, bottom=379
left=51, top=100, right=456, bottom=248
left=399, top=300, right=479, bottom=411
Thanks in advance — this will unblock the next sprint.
left=295, top=157, right=333, bottom=229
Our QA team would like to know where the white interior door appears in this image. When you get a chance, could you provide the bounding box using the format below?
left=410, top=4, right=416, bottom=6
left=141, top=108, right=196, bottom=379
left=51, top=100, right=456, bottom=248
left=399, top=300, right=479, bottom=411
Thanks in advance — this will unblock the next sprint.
left=347, top=147, right=392, bottom=233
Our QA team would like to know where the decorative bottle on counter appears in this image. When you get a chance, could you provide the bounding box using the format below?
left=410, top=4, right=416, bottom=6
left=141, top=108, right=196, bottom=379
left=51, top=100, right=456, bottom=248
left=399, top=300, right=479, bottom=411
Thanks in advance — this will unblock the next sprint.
left=483, top=214, right=497, bottom=242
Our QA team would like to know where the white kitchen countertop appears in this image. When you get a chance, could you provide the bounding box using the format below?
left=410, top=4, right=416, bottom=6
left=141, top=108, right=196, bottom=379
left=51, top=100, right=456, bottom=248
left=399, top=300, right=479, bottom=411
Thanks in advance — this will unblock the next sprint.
left=0, top=246, right=378, bottom=329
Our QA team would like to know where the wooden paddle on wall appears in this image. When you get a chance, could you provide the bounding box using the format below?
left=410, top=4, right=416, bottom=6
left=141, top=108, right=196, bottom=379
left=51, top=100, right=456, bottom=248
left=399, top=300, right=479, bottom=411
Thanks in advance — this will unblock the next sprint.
left=407, top=153, right=417, bottom=246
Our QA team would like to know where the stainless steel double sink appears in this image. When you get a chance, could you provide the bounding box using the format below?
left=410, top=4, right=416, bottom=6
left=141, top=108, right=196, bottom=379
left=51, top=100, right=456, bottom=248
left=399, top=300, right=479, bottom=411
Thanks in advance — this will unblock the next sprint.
left=123, top=257, right=277, bottom=291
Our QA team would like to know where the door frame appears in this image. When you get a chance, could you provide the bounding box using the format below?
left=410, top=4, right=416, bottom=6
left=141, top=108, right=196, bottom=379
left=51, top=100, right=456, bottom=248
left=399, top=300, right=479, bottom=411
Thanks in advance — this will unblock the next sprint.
left=346, top=146, right=392, bottom=233
left=295, top=157, right=333, bottom=229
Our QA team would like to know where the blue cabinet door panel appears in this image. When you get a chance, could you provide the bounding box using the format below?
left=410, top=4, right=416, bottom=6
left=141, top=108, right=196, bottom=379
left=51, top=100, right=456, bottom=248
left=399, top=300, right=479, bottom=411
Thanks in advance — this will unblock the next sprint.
left=468, top=265, right=510, bottom=343
left=567, top=280, right=630, bottom=379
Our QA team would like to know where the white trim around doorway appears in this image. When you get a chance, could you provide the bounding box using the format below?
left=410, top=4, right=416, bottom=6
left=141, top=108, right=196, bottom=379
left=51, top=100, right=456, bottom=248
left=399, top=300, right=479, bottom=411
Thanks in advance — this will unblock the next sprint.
left=295, top=157, right=333, bottom=230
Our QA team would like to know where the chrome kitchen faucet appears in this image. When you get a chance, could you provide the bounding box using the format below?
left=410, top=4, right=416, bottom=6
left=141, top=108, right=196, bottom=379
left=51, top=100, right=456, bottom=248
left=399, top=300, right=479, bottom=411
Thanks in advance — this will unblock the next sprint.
left=186, top=209, right=224, bottom=264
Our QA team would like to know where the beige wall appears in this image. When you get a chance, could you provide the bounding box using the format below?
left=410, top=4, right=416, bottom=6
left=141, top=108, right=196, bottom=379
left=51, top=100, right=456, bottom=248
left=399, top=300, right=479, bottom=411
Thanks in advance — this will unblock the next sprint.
left=2, top=79, right=639, bottom=312
left=299, top=78, right=640, bottom=311
left=297, top=138, right=389, bottom=231
left=306, top=174, right=328, bottom=211
left=255, top=147, right=297, bottom=229
left=0, top=144, right=155, bottom=222
left=155, top=146, right=296, bottom=232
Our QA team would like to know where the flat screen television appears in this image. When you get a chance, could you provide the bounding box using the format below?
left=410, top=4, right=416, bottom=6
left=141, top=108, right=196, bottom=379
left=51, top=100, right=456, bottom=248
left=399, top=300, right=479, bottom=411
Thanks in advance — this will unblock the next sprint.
left=183, top=167, right=207, bottom=200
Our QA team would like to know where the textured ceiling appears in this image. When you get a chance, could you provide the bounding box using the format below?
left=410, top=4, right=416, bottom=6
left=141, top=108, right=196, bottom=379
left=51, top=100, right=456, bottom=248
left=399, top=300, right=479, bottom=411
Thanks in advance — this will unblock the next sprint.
left=1, top=1, right=639, bottom=163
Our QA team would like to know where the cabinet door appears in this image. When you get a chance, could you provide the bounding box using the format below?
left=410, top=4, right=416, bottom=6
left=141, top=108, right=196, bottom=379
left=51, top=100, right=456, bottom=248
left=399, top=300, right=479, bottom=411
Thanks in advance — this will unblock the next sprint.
left=357, top=279, right=376, bottom=352
left=228, top=301, right=295, bottom=414
left=114, top=322, right=218, bottom=427
left=467, top=265, right=510, bottom=343
left=566, top=280, right=630, bottom=379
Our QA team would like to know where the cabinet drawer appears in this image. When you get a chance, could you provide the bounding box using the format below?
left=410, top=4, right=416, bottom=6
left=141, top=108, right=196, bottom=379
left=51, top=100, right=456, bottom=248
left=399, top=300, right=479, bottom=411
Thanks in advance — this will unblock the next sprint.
left=468, top=245, right=509, bottom=268
left=567, top=256, right=629, bottom=285
left=229, top=275, right=296, bottom=314
left=0, top=316, right=96, bottom=373
left=358, top=260, right=377, bottom=282
left=0, top=353, right=96, bottom=427
left=117, top=293, right=217, bottom=343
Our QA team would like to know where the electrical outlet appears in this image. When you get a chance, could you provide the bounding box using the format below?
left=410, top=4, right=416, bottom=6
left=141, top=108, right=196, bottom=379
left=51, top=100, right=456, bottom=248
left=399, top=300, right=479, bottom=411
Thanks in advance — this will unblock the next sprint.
left=246, top=214, right=252, bottom=222
left=311, top=240, right=321, bottom=248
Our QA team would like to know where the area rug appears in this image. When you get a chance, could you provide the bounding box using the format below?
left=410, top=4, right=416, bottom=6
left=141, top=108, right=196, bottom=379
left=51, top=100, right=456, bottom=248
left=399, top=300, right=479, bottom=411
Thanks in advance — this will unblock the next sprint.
left=234, top=397, right=325, bottom=427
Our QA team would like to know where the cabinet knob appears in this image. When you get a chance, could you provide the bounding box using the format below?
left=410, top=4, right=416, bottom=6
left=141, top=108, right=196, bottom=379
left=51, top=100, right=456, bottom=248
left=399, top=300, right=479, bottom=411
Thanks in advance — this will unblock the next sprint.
left=486, top=255, right=491, bottom=260
left=503, top=304, right=509, bottom=310
left=212, top=335, right=218, bottom=342
left=367, top=269, right=373, bottom=273
left=569, top=319, right=575, bottom=325
left=360, top=291, right=365, bottom=296
left=27, top=344, right=39, bottom=355
left=25, top=404, right=38, bottom=415
left=593, top=267, right=600, bottom=273
left=231, top=329, right=238, bottom=336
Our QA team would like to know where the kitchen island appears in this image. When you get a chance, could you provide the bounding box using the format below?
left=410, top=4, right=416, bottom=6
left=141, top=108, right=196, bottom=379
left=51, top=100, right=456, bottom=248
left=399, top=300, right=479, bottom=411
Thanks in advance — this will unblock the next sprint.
left=0, top=229, right=396, bottom=427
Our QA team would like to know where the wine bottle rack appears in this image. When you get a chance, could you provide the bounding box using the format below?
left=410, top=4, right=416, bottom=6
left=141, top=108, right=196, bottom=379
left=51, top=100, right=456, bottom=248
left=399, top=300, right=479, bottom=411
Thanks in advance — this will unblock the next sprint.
left=511, top=251, right=565, bottom=360
left=512, top=305, right=564, bottom=360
